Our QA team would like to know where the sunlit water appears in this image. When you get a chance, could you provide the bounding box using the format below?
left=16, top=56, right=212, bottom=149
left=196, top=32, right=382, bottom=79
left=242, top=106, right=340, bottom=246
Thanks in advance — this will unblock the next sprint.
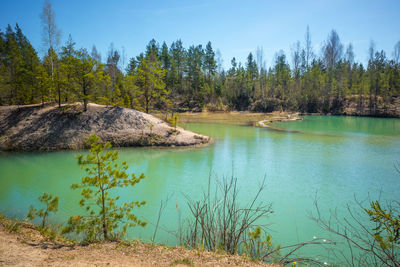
left=1, top=115, right=399, bottom=263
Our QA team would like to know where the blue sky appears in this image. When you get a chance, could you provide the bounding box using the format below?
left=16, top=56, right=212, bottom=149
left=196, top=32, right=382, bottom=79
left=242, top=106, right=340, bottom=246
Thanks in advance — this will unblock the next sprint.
left=1, top=0, right=399, bottom=69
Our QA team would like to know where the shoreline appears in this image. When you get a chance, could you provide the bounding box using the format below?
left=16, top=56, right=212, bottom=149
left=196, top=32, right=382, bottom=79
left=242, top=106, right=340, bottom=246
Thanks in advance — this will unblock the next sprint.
left=0, top=215, right=277, bottom=267
left=2, top=104, right=398, bottom=152
left=0, top=103, right=212, bottom=152
left=257, top=115, right=302, bottom=132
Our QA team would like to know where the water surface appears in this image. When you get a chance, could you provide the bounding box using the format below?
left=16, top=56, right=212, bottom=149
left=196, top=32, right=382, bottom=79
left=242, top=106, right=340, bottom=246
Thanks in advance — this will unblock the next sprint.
left=1, top=115, right=399, bottom=263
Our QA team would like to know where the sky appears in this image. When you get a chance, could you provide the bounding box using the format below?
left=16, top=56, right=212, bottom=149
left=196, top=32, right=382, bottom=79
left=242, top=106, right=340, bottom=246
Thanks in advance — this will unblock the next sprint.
left=1, top=0, right=400, bottom=70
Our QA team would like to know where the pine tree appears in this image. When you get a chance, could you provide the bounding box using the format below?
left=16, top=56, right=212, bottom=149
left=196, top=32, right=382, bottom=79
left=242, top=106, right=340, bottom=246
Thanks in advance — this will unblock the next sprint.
left=75, top=48, right=97, bottom=111
left=63, top=134, right=146, bottom=241
left=135, top=50, right=167, bottom=113
left=186, top=45, right=205, bottom=105
left=14, top=24, right=42, bottom=104
left=4, top=25, right=23, bottom=105
left=60, top=35, right=78, bottom=103
left=204, top=41, right=216, bottom=81
left=27, top=193, right=59, bottom=229
left=170, top=40, right=186, bottom=95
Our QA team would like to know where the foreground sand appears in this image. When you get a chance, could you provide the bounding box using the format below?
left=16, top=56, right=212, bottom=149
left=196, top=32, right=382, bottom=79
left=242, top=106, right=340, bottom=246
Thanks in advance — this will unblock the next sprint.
left=0, top=219, right=279, bottom=267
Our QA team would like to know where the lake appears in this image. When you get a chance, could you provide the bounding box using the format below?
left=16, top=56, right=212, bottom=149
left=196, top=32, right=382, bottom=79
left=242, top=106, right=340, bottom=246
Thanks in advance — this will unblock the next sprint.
left=1, top=115, right=399, bottom=263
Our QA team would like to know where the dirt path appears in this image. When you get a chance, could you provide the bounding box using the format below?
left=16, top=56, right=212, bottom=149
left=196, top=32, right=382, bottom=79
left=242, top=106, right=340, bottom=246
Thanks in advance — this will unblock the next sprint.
left=0, top=220, right=279, bottom=267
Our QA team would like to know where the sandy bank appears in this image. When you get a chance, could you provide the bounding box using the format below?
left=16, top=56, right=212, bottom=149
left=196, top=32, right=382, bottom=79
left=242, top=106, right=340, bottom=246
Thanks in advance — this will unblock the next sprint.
left=0, top=103, right=210, bottom=151
left=0, top=217, right=278, bottom=267
left=257, top=113, right=302, bottom=130
left=175, top=111, right=301, bottom=126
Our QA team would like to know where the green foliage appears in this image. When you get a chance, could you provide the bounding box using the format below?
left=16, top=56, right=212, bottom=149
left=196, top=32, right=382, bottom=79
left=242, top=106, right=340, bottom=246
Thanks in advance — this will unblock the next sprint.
left=40, top=225, right=58, bottom=242
left=27, top=192, right=59, bottom=229
left=134, top=48, right=167, bottom=113
left=1, top=24, right=400, bottom=118
left=5, top=222, right=20, bottom=233
left=365, top=200, right=400, bottom=250
left=243, top=226, right=281, bottom=262
left=63, top=134, right=146, bottom=242
left=166, top=114, right=179, bottom=129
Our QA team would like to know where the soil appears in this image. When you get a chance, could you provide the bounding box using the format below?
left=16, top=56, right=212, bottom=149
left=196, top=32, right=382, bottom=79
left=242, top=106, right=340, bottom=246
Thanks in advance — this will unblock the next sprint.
left=171, top=111, right=301, bottom=126
left=0, top=218, right=279, bottom=267
left=0, top=103, right=210, bottom=151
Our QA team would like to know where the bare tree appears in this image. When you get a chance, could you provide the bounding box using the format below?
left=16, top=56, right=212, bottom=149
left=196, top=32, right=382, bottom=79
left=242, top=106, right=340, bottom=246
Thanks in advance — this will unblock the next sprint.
left=368, top=40, right=376, bottom=64
left=291, top=41, right=301, bottom=78
left=182, top=174, right=273, bottom=254
left=106, top=43, right=120, bottom=103
left=304, top=25, right=314, bottom=68
left=393, top=41, right=400, bottom=64
left=40, top=0, right=61, bottom=106
left=216, top=49, right=223, bottom=74
left=256, top=46, right=266, bottom=99
left=256, top=46, right=266, bottom=74
left=312, top=196, right=400, bottom=266
left=182, top=173, right=334, bottom=265
left=40, top=0, right=61, bottom=80
left=91, top=45, right=102, bottom=64
left=323, top=30, right=343, bottom=69
left=121, top=46, right=127, bottom=74
left=345, top=43, right=355, bottom=65
left=367, top=40, right=376, bottom=111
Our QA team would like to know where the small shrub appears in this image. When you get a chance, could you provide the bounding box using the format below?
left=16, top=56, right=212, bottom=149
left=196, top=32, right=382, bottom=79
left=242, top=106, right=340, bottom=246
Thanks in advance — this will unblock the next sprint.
left=27, top=192, right=59, bottom=229
left=365, top=200, right=400, bottom=250
left=167, top=128, right=180, bottom=136
left=243, top=226, right=281, bottom=262
left=5, top=222, right=20, bottom=233
left=61, top=104, right=71, bottom=112
left=63, top=134, right=146, bottom=242
left=166, top=114, right=179, bottom=129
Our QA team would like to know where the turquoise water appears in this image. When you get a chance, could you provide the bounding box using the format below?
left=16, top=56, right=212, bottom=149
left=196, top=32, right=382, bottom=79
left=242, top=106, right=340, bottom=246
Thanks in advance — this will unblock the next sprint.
left=0, top=115, right=399, bottom=263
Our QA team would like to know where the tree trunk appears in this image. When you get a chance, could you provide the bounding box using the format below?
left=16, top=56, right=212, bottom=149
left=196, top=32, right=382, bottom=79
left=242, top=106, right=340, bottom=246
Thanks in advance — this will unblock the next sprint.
left=83, top=82, right=88, bottom=112
left=97, top=156, right=108, bottom=240
left=101, top=188, right=108, bottom=240
left=58, top=84, right=61, bottom=108
left=42, top=211, right=47, bottom=229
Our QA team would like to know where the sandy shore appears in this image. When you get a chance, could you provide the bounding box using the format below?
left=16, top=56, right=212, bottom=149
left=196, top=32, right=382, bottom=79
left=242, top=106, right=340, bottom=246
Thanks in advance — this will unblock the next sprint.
left=257, top=113, right=302, bottom=130
left=0, top=103, right=211, bottom=151
left=0, top=217, right=279, bottom=267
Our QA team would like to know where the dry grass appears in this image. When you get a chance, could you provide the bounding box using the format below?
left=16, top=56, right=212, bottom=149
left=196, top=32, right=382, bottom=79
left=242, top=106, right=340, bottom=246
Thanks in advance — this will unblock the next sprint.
left=0, top=216, right=280, bottom=267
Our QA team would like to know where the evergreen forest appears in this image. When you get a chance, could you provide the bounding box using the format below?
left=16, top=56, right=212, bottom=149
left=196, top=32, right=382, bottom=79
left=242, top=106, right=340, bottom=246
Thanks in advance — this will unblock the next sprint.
left=1, top=23, right=400, bottom=116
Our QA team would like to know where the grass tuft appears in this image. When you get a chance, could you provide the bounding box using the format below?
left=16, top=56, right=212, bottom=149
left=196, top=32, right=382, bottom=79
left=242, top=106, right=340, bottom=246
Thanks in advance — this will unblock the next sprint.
left=171, top=258, right=194, bottom=266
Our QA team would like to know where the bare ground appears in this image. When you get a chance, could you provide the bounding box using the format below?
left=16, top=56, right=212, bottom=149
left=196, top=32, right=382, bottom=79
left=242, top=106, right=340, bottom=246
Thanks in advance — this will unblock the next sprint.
left=167, top=111, right=301, bottom=126
left=0, top=103, right=210, bottom=151
left=0, top=218, right=279, bottom=267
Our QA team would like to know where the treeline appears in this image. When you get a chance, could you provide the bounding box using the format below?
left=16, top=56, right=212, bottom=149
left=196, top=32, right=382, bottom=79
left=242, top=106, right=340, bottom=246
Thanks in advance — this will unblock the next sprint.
left=1, top=23, right=400, bottom=115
